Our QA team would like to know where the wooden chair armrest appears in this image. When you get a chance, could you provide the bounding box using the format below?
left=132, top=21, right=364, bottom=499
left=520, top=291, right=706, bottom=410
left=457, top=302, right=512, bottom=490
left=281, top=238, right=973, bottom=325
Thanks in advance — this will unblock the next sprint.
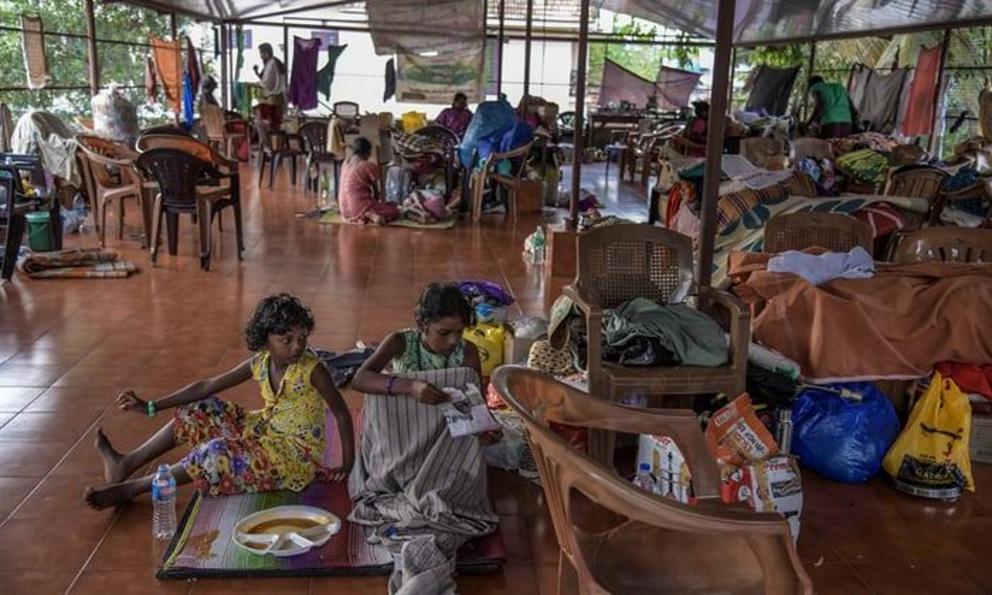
left=562, top=283, right=601, bottom=315
left=697, top=285, right=751, bottom=372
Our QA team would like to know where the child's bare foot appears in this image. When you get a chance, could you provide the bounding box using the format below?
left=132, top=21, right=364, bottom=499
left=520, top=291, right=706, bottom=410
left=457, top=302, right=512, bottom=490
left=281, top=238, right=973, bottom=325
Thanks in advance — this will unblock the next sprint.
left=84, top=482, right=134, bottom=510
left=95, top=428, right=128, bottom=484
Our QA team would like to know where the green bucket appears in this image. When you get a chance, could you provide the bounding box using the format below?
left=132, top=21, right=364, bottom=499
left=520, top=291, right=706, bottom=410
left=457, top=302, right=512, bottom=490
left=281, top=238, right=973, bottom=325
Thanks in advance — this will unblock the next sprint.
left=25, top=211, right=52, bottom=252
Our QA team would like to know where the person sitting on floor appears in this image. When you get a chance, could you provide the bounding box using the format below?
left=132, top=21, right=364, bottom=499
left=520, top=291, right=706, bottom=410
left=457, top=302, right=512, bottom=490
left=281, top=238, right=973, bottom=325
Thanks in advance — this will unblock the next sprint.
left=348, top=283, right=497, bottom=592
left=806, top=75, right=856, bottom=139
left=339, top=136, right=399, bottom=225
left=400, top=188, right=460, bottom=224
left=435, top=92, right=473, bottom=138
left=84, top=294, right=355, bottom=509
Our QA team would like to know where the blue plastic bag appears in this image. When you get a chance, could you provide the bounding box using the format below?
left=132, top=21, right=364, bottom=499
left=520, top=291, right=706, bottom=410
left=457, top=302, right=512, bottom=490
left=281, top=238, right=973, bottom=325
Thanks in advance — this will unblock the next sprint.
left=459, top=99, right=516, bottom=167
left=791, top=382, right=900, bottom=483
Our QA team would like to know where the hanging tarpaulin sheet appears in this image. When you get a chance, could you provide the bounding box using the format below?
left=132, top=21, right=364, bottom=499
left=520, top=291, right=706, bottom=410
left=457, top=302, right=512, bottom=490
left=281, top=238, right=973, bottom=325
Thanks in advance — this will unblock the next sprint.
left=366, top=0, right=485, bottom=56
left=597, top=60, right=657, bottom=108
left=902, top=44, right=943, bottom=137
left=21, top=15, right=50, bottom=90
left=656, top=66, right=701, bottom=110
left=395, top=47, right=485, bottom=104
left=745, top=65, right=799, bottom=116
left=593, top=0, right=992, bottom=45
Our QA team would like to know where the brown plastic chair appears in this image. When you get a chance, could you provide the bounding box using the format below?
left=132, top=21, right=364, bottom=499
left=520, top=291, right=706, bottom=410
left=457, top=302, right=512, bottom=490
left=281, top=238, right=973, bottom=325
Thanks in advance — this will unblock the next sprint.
left=883, top=166, right=949, bottom=225
left=76, top=135, right=150, bottom=248
left=564, top=224, right=750, bottom=461
left=740, top=137, right=787, bottom=170
left=135, top=137, right=245, bottom=269
left=764, top=212, right=873, bottom=254
left=492, top=366, right=813, bottom=595
left=200, top=103, right=246, bottom=160
left=469, top=141, right=535, bottom=223
left=788, top=137, right=832, bottom=163
left=889, top=227, right=992, bottom=263
left=929, top=178, right=991, bottom=227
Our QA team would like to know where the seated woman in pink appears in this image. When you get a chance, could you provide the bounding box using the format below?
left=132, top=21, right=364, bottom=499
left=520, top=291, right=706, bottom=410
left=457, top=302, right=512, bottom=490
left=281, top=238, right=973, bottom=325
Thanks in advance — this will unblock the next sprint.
left=339, top=137, right=399, bottom=225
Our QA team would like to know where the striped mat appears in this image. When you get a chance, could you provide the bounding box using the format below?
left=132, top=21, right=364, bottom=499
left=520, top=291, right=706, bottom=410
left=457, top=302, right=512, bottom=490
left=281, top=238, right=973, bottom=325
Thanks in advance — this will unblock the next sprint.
left=157, top=407, right=505, bottom=579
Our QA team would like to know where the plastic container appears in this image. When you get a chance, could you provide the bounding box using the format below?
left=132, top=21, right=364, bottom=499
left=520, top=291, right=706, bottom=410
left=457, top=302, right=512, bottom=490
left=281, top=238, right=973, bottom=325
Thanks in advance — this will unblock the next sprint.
left=25, top=211, right=52, bottom=252
left=633, top=462, right=656, bottom=493
left=151, top=464, right=178, bottom=540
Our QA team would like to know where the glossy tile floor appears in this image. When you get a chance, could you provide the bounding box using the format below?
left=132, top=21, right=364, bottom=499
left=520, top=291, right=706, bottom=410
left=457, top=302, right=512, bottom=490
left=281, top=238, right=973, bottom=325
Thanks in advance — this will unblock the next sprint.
left=0, top=162, right=989, bottom=594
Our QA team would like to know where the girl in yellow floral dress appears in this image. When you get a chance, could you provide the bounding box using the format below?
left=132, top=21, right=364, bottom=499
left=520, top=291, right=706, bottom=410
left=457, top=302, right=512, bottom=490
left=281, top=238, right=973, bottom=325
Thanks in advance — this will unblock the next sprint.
left=85, top=294, right=355, bottom=509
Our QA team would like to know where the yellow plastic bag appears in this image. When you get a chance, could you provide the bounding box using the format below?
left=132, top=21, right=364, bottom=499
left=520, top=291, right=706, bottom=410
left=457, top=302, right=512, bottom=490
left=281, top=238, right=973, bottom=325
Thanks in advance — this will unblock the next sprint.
left=463, top=323, right=505, bottom=378
left=400, top=111, right=427, bottom=134
left=883, top=372, right=974, bottom=492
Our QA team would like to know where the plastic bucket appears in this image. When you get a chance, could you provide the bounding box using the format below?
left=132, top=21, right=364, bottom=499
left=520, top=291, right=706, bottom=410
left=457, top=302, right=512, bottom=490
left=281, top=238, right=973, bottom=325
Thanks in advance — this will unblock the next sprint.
left=25, top=211, right=52, bottom=252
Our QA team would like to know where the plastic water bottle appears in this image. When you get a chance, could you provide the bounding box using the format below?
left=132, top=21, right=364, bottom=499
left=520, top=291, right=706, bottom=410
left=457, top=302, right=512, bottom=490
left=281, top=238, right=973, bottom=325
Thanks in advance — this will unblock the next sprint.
left=530, top=228, right=546, bottom=265
left=151, top=464, right=178, bottom=540
left=632, top=463, right=656, bottom=493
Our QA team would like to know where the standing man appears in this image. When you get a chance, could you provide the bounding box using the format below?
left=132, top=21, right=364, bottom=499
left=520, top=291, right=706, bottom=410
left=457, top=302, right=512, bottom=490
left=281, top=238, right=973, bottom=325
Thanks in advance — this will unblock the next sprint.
left=253, top=42, right=287, bottom=132
left=805, top=75, right=856, bottom=139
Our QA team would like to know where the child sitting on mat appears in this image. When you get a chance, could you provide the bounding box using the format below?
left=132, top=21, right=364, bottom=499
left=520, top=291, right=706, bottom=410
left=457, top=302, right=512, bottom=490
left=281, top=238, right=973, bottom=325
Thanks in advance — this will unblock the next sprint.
left=352, top=283, right=481, bottom=400
left=84, top=294, right=355, bottom=509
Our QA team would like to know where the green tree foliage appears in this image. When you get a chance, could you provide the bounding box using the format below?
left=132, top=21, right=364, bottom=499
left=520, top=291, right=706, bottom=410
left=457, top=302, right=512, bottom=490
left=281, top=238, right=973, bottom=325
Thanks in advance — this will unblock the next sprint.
left=0, top=0, right=213, bottom=123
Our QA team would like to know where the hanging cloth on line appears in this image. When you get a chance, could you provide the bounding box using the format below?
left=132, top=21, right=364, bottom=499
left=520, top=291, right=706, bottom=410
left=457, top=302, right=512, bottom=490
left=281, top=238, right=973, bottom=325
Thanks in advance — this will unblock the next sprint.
left=317, top=44, right=348, bottom=100
left=858, top=68, right=909, bottom=133
left=144, top=56, right=158, bottom=104
left=151, top=37, right=183, bottom=113
left=902, top=44, right=943, bottom=137
left=21, top=14, right=50, bottom=89
left=182, top=72, right=195, bottom=127
left=384, top=58, right=396, bottom=102
left=185, top=36, right=201, bottom=96
left=289, top=36, right=322, bottom=110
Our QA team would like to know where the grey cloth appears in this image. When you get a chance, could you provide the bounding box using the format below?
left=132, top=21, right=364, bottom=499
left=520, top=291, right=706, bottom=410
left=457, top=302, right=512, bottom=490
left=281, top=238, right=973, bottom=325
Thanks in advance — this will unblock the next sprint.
left=857, top=69, right=909, bottom=132
left=349, top=366, right=497, bottom=595
left=9, top=110, right=79, bottom=185
left=602, top=297, right=729, bottom=367
left=848, top=64, right=871, bottom=114
left=745, top=66, right=799, bottom=116
left=767, top=246, right=875, bottom=285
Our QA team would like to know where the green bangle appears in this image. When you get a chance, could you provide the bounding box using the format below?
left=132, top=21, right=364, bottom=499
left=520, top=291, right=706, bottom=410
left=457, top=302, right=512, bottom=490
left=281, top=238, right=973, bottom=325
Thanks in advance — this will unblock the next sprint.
left=147, top=400, right=157, bottom=418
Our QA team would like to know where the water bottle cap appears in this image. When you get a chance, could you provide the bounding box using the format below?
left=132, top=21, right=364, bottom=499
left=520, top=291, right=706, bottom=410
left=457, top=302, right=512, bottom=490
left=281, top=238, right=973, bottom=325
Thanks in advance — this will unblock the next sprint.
left=639, top=463, right=651, bottom=471
left=157, top=464, right=171, bottom=473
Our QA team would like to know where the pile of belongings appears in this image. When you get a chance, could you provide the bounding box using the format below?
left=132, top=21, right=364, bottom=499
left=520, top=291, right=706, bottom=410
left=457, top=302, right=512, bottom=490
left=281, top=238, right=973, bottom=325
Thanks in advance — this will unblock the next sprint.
left=835, top=148, right=890, bottom=186
left=548, top=295, right=728, bottom=370
left=19, top=248, right=137, bottom=279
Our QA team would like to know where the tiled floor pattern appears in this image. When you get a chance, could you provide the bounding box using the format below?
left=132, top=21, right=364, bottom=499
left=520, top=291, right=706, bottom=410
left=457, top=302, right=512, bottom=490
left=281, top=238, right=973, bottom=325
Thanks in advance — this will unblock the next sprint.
left=0, top=162, right=988, bottom=593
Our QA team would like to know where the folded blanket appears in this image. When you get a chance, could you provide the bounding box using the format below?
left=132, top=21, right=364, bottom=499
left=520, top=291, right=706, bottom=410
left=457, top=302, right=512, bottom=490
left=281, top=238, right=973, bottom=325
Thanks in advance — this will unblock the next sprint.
left=18, top=248, right=137, bottom=279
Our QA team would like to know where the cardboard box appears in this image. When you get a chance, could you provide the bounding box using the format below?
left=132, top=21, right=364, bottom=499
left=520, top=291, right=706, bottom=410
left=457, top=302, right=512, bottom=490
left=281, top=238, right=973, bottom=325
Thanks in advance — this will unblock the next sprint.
left=971, top=413, right=992, bottom=464
left=636, top=434, right=694, bottom=504
left=721, top=455, right=803, bottom=540
left=516, top=180, right=543, bottom=214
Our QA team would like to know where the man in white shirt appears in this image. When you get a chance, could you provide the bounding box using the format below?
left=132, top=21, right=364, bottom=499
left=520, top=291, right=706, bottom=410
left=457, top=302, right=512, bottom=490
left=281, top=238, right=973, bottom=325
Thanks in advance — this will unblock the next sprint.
left=252, top=43, right=287, bottom=134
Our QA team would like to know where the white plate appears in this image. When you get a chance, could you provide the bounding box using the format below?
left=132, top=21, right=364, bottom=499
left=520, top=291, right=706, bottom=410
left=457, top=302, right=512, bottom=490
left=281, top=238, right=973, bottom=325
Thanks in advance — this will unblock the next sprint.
left=232, top=505, right=341, bottom=558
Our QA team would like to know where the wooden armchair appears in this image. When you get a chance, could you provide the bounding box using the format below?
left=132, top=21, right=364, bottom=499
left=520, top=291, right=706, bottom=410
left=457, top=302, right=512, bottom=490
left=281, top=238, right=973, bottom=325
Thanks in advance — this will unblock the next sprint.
left=492, top=366, right=813, bottom=595
left=764, top=212, right=873, bottom=254
left=76, top=135, right=149, bottom=248
left=889, top=227, right=992, bottom=263
left=883, top=165, right=948, bottom=226
left=564, top=224, right=750, bottom=460
left=469, top=141, right=535, bottom=223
